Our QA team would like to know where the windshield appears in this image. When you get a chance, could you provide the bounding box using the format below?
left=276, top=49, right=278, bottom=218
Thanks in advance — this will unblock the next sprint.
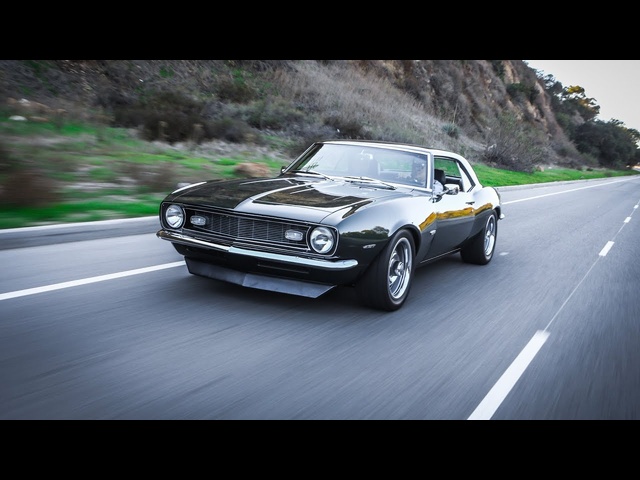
left=285, top=143, right=430, bottom=188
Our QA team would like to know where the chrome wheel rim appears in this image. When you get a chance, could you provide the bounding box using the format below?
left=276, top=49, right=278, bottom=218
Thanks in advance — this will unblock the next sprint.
left=484, top=215, right=496, bottom=257
left=388, top=237, right=412, bottom=300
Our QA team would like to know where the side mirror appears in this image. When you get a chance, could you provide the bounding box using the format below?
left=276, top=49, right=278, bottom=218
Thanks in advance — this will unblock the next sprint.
left=444, top=184, right=459, bottom=195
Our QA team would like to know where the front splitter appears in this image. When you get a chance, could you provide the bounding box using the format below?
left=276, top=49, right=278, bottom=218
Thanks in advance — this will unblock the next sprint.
left=185, top=257, right=335, bottom=298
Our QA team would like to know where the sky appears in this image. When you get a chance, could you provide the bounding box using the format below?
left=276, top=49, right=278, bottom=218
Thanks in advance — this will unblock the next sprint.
left=524, top=60, right=640, bottom=133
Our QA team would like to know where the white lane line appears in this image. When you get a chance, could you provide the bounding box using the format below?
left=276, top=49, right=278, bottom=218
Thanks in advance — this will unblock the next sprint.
left=503, top=177, right=638, bottom=205
left=468, top=330, right=550, bottom=420
left=0, top=261, right=186, bottom=301
left=599, top=241, right=615, bottom=257
left=624, top=217, right=631, bottom=223
left=0, top=216, right=157, bottom=234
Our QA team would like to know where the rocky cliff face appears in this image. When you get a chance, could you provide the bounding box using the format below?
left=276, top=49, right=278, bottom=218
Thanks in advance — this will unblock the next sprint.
left=0, top=60, right=577, bottom=165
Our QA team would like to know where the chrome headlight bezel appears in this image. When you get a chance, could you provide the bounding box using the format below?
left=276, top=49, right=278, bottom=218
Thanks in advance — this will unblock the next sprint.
left=309, top=226, right=336, bottom=254
left=165, top=204, right=185, bottom=229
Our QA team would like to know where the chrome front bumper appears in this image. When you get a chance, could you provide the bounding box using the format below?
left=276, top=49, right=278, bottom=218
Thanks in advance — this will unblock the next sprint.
left=156, top=229, right=359, bottom=271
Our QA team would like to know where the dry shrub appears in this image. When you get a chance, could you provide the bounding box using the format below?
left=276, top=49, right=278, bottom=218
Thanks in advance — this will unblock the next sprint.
left=215, top=75, right=256, bottom=104
left=481, top=113, right=548, bottom=172
left=268, top=60, right=444, bottom=145
left=0, top=169, right=61, bottom=207
left=0, top=141, right=14, bottom=173
left=0, top=141, right=61, bottom=206
left=239, top=97, right=306, bottom=131
left=234, top=162, right=270, bottom=178
left=118, top=161, right=176, bottom=193
left=114, top=91, right=205, bottom=144
left=205, top=118, right=257, bottom=143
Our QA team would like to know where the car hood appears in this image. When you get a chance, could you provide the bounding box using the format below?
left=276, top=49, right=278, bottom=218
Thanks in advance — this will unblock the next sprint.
left=166, top=176, right=412, bottom=223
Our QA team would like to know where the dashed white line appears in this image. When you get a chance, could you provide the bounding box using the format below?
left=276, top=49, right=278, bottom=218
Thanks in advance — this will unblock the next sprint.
left=468, top=330, right=550, bottom=420
left=0, top=261, right=186, bottom=301
left=599, top=241, right=615, bottom=257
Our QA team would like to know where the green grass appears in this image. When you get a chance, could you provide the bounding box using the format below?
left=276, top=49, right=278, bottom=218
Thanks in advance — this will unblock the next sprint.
left=1, top=114, right=638, bottom=229
left=0, top=196, right=164, bottom=229
left=474, top=164, right=635, bottom=187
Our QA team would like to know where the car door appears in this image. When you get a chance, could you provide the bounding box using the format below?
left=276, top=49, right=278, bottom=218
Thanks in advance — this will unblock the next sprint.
left=424, top=156, right=476, bottom=258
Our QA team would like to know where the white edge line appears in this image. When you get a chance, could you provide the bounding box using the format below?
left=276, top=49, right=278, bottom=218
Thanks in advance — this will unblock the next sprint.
left=0, top=261, right=185, bottom=301
left=468, top=330, right=550, bottom=420
left=503, top=177, right=636, bottom=205
left=0, top=216, right=158, bottom=234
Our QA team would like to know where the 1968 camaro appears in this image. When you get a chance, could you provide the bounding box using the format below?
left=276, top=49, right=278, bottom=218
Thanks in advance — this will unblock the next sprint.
left=157, top=140, right=504, bottom=311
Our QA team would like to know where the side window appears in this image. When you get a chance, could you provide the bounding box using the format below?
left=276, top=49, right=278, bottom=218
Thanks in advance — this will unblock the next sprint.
left=433, top=156, right=475, bottom=193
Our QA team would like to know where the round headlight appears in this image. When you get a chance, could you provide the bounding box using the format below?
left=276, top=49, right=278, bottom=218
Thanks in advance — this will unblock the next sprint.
left=310, top=226, right=335, bottom=254
left=165, top=204, right=184, bottom=228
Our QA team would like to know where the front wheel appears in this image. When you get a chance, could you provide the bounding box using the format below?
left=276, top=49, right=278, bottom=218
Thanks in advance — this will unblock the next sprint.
left=356, top=230, right=415, bottom=311
left=460, top=211, right=497, bottom=265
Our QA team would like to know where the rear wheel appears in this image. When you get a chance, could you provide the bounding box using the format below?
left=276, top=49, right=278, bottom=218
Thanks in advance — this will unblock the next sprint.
left=460, top=211, right=497, bottom=265
left=356, top=230, right=415, bottom=311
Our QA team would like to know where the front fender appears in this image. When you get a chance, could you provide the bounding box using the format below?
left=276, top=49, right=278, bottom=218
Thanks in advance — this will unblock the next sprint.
left=330, top=195, right=436, bottom=262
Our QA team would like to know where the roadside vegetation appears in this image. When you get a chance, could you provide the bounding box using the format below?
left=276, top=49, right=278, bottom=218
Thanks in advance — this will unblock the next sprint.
left=0, top=116, right=293, bottom=229
left=0, top=114, right=636, bottom=230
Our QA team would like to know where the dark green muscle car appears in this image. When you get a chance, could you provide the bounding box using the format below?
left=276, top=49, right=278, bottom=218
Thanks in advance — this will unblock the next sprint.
left=157, top=140, right=504, bottom=311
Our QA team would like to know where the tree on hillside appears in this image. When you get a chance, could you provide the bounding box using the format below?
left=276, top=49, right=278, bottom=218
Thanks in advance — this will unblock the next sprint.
left=560, top=85, right=600, bottom=122
left=536, top=71, right=640, bottom=168
left=573, top=119, right=638, bottom=169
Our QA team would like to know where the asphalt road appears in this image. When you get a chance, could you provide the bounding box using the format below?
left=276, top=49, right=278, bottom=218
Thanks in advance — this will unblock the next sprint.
left=1, top=176, right=640, bottom=419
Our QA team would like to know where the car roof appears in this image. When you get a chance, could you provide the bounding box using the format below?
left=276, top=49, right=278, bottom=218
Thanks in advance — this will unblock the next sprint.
left=320, top=139, right=468, bottom=162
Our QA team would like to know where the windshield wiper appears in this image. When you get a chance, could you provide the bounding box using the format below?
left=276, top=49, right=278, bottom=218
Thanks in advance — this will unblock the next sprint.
left=342, top=176, right=396, bottom=190
left=288, top=169, right=334, bottom=181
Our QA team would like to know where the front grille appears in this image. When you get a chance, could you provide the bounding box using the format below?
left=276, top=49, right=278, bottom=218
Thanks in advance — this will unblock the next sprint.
left=183, top=207, right=310, bottom=250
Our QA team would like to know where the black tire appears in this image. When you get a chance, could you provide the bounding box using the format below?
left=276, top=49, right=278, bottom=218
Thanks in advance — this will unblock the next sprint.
left=460, top=211, right=497, bottom=265
left=356, top=230, right=415, bottom=311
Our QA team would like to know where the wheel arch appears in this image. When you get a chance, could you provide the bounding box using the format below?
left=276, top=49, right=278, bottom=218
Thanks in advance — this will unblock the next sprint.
left=403, top=223, right=422, bottom=256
